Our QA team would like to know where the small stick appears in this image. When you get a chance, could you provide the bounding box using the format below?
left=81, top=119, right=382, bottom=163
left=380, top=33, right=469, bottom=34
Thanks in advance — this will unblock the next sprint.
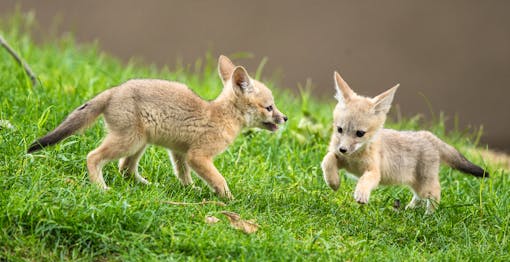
left=0, top=35, right=37, bottom=86
left=161, top=199, right=226, bottom=207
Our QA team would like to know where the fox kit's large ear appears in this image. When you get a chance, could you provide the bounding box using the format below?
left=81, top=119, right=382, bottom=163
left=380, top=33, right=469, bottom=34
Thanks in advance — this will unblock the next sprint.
left=218, top=55, right=236, bottom=82
left=372, top=84, right=399, bottom=114
left=232, top=66, right=253, bottom=95
left=334, top=71, right=356, bottom=104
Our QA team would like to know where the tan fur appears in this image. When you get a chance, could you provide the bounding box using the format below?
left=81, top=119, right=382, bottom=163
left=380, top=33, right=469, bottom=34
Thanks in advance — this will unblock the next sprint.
left=28, top=56, right=287, bottom=199
left=321, top=72, right=487, bottom=214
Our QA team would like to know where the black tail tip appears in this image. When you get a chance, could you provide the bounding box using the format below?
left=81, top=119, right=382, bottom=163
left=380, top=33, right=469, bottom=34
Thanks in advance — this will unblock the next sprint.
left=456, top=156, right=489, bottom=178
left=471, top=166, right=490, bottom=178
left=27, top=142, right=43, bottom=153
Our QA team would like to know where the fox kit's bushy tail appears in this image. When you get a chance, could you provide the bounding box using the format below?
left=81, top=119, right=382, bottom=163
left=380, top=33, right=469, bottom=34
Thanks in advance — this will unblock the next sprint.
left=423, top=131, right=489, bottom=178
left=27, top=90, right=112, bottom=153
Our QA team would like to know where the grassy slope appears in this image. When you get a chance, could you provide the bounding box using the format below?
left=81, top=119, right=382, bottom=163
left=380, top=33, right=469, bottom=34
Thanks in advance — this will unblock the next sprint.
left=1, top=14, right=508, bottom=261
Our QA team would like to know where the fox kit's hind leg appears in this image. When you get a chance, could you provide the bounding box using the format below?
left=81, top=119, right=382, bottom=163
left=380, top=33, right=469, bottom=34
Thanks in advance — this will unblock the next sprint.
left=321, top=152, right=340, bottom=191
left=419, top=179, right=441, bottom=214
left=410, top=160, right=441, bottom=214
left=87, top=134, right=144, bottom=190
left=187, top=151, right=232, bottom=199
left=411, top=182, right=441, bottom=214
left=168, top=151, right=193, bottom=186
left=118, top=146, right=150, bottom=185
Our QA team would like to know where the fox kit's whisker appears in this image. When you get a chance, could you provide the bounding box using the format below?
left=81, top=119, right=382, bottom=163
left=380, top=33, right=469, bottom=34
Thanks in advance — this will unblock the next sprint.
left=322, top=71, right=488, bottom=214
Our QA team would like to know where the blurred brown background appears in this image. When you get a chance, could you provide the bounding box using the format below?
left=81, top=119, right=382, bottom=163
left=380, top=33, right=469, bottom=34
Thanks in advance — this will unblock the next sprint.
left=1, top=0, right=509, bottom=151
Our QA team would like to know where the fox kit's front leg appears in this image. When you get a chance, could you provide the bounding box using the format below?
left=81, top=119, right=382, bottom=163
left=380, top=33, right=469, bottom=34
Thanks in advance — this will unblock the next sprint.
left=321, top=152, right=341, bottom=191
left=169, top=151, right=193, bottom=186
left=187, top=151, right=232, bottom=200
left=353, top=169, right=381, bottom=204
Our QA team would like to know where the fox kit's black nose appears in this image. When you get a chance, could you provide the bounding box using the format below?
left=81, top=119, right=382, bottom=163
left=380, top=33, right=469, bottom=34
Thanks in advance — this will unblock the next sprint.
left=283, top=116, right=288, bottom=122
left=339, top=147, right=347, bottom=154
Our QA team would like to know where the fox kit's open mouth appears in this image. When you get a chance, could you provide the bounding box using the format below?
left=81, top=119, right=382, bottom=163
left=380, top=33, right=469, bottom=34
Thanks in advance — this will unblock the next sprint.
left=262, top=122, right=279, bottom=131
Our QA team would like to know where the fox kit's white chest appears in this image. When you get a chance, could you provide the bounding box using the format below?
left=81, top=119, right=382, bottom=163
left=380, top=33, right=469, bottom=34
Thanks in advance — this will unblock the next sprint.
left=340, top=156, right=369, bottom=178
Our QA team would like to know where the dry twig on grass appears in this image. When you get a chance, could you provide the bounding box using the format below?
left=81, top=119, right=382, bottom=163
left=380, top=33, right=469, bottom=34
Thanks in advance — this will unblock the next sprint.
left=0, top=35, right=37, bottom=86
left=161, top=199, right=227, bottom=207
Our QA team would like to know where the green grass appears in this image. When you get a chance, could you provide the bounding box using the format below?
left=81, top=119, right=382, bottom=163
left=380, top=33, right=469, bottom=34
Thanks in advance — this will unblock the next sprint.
left=1, top=13, right=509, bottom=261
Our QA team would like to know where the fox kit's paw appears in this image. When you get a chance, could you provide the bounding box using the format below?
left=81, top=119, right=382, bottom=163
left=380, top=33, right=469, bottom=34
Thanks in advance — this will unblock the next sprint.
left=354, top=188, right=370, bottom=204
left=405, top=195, right=422, bottom=210
left=134, top=174, right=151, bottom=185
left=219, top=189, right=234, bottom=200
left=178, top=177, right=194, bottom=187
left=321, top=153, right=340, bottom=191
left=322, top=168, right=340, bottom=191
left=425, top=199, right=439, bottom=215
left=214, top=186, right=234, bottom=200
left=98, top=185, right=111, bottom=191
left=189, top=184, right=202, bottom=192
left=327, top=181, right=340, bottom=191
left=210, top=180, right=234, bottom=200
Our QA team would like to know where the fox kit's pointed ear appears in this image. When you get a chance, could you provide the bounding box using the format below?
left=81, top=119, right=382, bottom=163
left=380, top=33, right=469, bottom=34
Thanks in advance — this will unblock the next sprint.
left=334, top=71, right=356, bottom=104
left=218, top=55, right=236, bottom=82
left=232, top=66, right=253, bottom=94
left=372, top=84, right=399, bottom=114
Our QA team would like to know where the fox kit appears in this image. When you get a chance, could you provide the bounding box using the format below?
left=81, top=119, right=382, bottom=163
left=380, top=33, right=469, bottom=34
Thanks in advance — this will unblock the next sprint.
left=321, top=72, right=488, bottom=213
left=28, top=55, right=287, bottom=199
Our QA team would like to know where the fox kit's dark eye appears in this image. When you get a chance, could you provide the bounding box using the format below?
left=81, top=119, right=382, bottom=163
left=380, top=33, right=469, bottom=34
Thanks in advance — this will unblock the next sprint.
left=356, top=130, right=366, bottom=137
left=265, top=105, right=273, bottom=112
left=337, top=127, right=343, bottom=133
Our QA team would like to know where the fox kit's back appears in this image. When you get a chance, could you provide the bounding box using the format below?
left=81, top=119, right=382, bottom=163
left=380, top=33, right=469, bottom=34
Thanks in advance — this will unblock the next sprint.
left=103, top=79, right=211, bottom=149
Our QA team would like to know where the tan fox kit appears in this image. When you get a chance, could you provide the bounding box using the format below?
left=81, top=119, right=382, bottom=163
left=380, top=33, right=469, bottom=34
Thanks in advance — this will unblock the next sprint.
left=321, top=72, right=488, bottom=213
left=28, top=55, right=287, bottom=199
